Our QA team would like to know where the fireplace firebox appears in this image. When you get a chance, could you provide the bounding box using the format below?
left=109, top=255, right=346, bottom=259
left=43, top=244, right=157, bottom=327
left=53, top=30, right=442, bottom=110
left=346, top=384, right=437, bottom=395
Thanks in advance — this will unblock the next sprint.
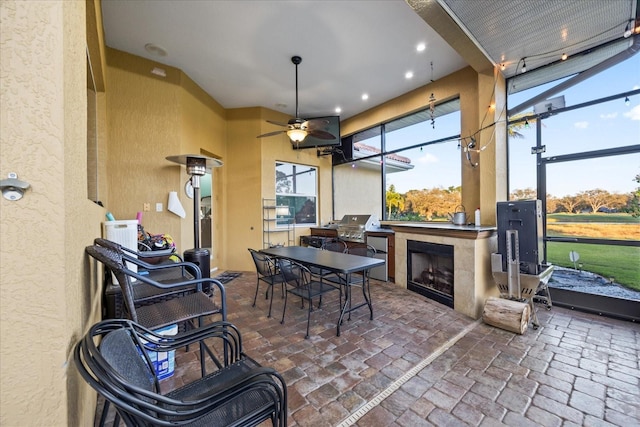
left=407, top=240, right=454, bottom=308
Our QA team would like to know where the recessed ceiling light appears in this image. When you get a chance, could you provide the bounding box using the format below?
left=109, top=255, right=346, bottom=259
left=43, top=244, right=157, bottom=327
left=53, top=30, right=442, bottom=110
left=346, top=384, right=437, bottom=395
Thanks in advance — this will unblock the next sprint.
left=405, top=71, right=414, bottom=79
left=145, top=43, right=168, bottom=57
left=151, top=67, right=166, bottom=77
left=361, top=93, right=369, bottom=101
left=416, top=43, right=426, bottom=52
left=335, top=107, right=342, bottom=114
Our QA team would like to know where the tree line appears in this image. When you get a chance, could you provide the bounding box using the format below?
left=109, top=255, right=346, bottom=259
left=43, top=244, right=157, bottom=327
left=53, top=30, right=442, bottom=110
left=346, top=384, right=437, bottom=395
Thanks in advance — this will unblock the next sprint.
left=386, top=174, right=640, bottom=220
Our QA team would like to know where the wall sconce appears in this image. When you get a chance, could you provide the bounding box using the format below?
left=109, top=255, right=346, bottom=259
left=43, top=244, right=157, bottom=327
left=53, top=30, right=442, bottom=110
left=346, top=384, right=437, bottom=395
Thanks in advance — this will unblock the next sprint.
left=1, top=173, right=30, bottom=201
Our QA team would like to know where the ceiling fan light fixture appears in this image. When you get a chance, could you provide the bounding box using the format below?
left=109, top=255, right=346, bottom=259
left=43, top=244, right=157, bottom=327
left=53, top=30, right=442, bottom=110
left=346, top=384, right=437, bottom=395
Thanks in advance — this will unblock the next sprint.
left=287, top=128, right=307, bottom=142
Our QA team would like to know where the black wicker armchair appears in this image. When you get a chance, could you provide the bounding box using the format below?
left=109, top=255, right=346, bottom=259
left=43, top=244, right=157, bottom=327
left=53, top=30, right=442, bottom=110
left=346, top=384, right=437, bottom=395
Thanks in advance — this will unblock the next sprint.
left=85, top=244, right=226, bottom=378
left=74, top=319, right=287, bottom=426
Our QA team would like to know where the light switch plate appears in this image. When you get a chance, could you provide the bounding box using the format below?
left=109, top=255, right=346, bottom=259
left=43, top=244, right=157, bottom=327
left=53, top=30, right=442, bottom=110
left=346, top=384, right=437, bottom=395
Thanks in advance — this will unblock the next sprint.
left=156, top=202, right=163, bottom=212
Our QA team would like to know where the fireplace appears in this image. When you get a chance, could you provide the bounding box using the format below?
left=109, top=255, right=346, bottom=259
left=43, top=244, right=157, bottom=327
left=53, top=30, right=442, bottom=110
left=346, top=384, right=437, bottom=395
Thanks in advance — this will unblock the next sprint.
left=407, top=240, right=454, bottom=308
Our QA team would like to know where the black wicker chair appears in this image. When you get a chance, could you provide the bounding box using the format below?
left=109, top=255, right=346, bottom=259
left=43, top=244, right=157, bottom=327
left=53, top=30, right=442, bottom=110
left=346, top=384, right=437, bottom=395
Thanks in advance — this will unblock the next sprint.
left=278, top=258, right=339, bottom=339
left=248, top=248, right=286, bottom=318
left=74, top=319, right=287, bottom=427
left=85, top=244, right=226, bottom=376
left=95, top=238, right=202, bottom=307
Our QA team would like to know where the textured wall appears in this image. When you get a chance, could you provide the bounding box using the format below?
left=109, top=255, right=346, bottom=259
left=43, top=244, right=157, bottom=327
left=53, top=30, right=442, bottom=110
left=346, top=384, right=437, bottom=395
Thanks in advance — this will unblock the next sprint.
left=0, top=1, right=100, bottom=425
left=105, top=49, right=228, bottom=268
left=225, top=106, right=334, bottom=271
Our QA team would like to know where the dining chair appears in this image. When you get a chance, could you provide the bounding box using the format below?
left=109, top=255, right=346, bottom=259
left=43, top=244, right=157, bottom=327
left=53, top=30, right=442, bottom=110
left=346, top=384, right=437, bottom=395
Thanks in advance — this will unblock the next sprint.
left=75, top=318, right=287, bottom=427
left=278, top=258, right=339, bottom=339
left=248, top=248, right=286, bottom=318
left=308, top=237, right=348, bottom=284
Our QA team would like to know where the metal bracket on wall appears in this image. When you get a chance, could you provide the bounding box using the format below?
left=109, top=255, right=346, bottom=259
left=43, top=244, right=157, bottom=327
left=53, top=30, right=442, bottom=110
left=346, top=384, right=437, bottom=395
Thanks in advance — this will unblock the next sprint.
left=0, top=173, right=30, bottom=201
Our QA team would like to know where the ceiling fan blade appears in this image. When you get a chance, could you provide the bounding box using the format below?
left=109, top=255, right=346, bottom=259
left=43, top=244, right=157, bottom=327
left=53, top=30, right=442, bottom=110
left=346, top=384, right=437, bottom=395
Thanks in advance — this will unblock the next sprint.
left=256, top=130, right=286, bottom=138
left=305, top=118, right=330, bottom=130
left=266, top=120, right=288, bottom=127
left=307, top=129, right=336, bottom=140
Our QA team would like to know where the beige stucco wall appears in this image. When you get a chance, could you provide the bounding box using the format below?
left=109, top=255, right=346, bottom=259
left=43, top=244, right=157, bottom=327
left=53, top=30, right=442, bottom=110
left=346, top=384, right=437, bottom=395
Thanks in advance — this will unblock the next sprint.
left=225, top=107, right=334, bottom=271
left=1, top=0, right=101, bottom=425
left=333, top=163, right=383, bottom=220
left=105, top=48, right=227, bottom=270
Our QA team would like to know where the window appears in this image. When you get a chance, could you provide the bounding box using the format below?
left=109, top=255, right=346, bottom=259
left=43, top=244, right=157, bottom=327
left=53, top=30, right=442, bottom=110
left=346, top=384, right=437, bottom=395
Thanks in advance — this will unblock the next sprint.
left=275, top=161, right=318, bottom=226
left=334, top=99, right=461, bottom=221
left=507, top=53, right=640, bottom=309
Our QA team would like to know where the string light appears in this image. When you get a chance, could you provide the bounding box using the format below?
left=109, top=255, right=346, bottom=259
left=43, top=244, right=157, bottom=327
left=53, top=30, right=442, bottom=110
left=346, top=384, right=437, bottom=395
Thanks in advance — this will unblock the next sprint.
left=429, top=93, right=436, bottom=128
left=625, top=96, right=630, bottom=106
left=500, top=63, right=506, bottom=71
left=561, top=53, right=567, bottom=61
left=521, top=58, right=527, bottom=73
left=524, top=118, right=530, bottom=129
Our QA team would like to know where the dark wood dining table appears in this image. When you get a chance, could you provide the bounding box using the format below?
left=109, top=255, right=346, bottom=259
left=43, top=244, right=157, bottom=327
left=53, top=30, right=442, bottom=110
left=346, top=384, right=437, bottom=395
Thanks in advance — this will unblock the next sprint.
left=260, top=245, right=385, bottom=336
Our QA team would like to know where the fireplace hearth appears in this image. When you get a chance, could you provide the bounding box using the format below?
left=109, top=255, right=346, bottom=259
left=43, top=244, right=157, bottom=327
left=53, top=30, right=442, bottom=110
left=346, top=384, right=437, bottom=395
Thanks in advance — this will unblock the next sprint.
left=407, top=240, right=454, bottom=308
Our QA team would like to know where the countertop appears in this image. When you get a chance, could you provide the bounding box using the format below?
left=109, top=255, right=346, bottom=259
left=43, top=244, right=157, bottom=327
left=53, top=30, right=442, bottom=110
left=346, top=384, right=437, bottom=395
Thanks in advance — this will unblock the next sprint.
left=388, top=222, right=496, bottom=239
left=387, top=222, right=496, bottom=232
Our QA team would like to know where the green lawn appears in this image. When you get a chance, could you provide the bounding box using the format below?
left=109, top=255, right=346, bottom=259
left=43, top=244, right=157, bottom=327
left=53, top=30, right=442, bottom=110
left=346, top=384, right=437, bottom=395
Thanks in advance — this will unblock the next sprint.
left=548, top=213, right=640, bottom=223
left=547, top=242, right=640, bottom=291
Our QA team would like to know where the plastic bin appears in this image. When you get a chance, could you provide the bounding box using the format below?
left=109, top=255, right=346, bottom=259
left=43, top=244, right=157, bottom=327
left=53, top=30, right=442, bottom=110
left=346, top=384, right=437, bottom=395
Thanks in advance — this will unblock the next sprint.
left=142, top=323, right=177, bottom=380
left=102, top=220, right=138, bottom=281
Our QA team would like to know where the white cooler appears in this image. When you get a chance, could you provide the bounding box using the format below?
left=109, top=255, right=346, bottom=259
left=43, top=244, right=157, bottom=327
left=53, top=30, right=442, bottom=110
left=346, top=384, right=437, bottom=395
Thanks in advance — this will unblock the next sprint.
left=102, top=220, right=139, bottom=281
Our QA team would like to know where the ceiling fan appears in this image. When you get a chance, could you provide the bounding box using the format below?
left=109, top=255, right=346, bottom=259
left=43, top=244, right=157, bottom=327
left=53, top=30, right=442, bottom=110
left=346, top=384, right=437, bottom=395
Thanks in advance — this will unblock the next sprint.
left=256, top=56, right=336, bottom=143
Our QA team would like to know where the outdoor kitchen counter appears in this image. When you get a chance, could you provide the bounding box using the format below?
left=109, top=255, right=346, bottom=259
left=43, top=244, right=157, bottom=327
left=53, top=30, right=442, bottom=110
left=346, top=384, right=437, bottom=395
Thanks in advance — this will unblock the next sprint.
left=389, top=222, right=498, bottom=319
left=388, top=222, right=496, bottom=240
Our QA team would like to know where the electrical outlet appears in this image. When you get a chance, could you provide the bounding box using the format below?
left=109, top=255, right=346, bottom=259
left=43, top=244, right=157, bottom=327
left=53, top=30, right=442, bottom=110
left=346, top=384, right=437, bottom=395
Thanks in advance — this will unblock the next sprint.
left=156, top=202, right=163, bottom=212
left=143, top=203, right=150, bottom=212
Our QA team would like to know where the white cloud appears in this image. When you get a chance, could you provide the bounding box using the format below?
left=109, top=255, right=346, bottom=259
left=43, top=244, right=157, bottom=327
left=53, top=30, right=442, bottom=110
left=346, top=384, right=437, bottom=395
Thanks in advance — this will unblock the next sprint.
left=417, top=153, right=439, bottom=164
left=623, top=104, right=640, bottom=121
left=574, top=121, right=589, bottom=129
left=599, top=112, right=617, bottom=119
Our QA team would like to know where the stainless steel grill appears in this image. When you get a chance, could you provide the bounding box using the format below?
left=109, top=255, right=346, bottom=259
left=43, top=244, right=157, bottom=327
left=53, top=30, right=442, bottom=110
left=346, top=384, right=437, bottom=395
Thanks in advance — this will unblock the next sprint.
left=337, top=214, right=379, bottom=243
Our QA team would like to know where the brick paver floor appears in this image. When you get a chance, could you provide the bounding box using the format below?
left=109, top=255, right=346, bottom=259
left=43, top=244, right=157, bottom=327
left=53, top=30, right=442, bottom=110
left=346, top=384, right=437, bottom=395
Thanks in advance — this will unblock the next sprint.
left=95, top=271, right=640, bottom=426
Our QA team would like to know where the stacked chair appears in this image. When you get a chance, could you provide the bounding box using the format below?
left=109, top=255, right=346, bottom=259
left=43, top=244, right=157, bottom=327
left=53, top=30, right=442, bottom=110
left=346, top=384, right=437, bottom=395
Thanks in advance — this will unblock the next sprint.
left=94, top=238, right=204, bottom=319
left=85, top=243, right=226, bottom=377
left=75, top=319, right=287, bottom=426
left=83, top=242, right=288, bottom=426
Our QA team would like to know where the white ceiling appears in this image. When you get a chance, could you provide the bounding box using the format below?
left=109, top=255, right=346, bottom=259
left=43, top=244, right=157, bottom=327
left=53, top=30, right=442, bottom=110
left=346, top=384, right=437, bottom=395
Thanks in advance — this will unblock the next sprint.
left=100, top=0, right=638, bottom=122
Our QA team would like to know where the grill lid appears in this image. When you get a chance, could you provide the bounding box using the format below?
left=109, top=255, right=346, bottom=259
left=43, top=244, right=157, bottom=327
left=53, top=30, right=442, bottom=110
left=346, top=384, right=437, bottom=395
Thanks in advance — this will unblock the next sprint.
left=339, top=214, right=379, bottom=228
left=337, top=214, right=380, bottom=242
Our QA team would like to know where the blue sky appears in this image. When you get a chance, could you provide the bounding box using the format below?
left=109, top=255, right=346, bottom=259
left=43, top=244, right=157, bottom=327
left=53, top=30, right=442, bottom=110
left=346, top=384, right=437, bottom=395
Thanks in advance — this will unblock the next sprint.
left=386, top=53, right=639, bottom=197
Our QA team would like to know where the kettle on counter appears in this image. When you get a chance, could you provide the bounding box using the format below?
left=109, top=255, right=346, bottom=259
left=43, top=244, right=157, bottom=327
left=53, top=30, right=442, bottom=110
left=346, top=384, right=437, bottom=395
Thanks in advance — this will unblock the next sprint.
left=448, top=205, right=467, bottom=225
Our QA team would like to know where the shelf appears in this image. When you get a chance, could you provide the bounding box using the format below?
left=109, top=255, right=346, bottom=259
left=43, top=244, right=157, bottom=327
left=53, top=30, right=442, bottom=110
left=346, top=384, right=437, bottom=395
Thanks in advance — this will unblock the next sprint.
left=262, top=198, right=295, bottom=249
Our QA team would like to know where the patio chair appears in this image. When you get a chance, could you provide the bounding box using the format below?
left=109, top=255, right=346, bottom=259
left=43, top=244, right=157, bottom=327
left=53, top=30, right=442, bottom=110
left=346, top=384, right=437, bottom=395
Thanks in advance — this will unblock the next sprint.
left=85, top=244, right=227, bottom=377
left=74, top=318, right=287, bottom=427
left=278, top=258, right=339, bottom=339
left=322, top=244, right=377, bottom=322
left=321, top=238, right=348, bottom=253
left=248, top=248, right=286, bottom=318
left=95, top=237, right=202, bottom=301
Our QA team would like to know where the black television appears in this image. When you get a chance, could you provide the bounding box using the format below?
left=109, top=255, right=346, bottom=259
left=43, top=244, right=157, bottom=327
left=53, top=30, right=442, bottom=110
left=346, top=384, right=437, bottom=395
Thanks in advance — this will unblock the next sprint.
left=291, top=115, right=341, bottom=149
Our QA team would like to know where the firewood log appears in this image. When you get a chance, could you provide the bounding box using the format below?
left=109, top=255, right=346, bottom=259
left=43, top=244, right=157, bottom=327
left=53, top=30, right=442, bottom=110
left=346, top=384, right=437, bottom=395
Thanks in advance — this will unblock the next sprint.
left=482, top=297, right=530, bottom=334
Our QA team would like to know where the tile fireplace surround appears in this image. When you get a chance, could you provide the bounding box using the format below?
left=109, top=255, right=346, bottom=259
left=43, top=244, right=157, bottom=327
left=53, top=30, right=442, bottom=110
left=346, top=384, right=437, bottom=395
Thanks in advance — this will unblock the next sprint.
left=390, top=223, right=498, bottom=319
